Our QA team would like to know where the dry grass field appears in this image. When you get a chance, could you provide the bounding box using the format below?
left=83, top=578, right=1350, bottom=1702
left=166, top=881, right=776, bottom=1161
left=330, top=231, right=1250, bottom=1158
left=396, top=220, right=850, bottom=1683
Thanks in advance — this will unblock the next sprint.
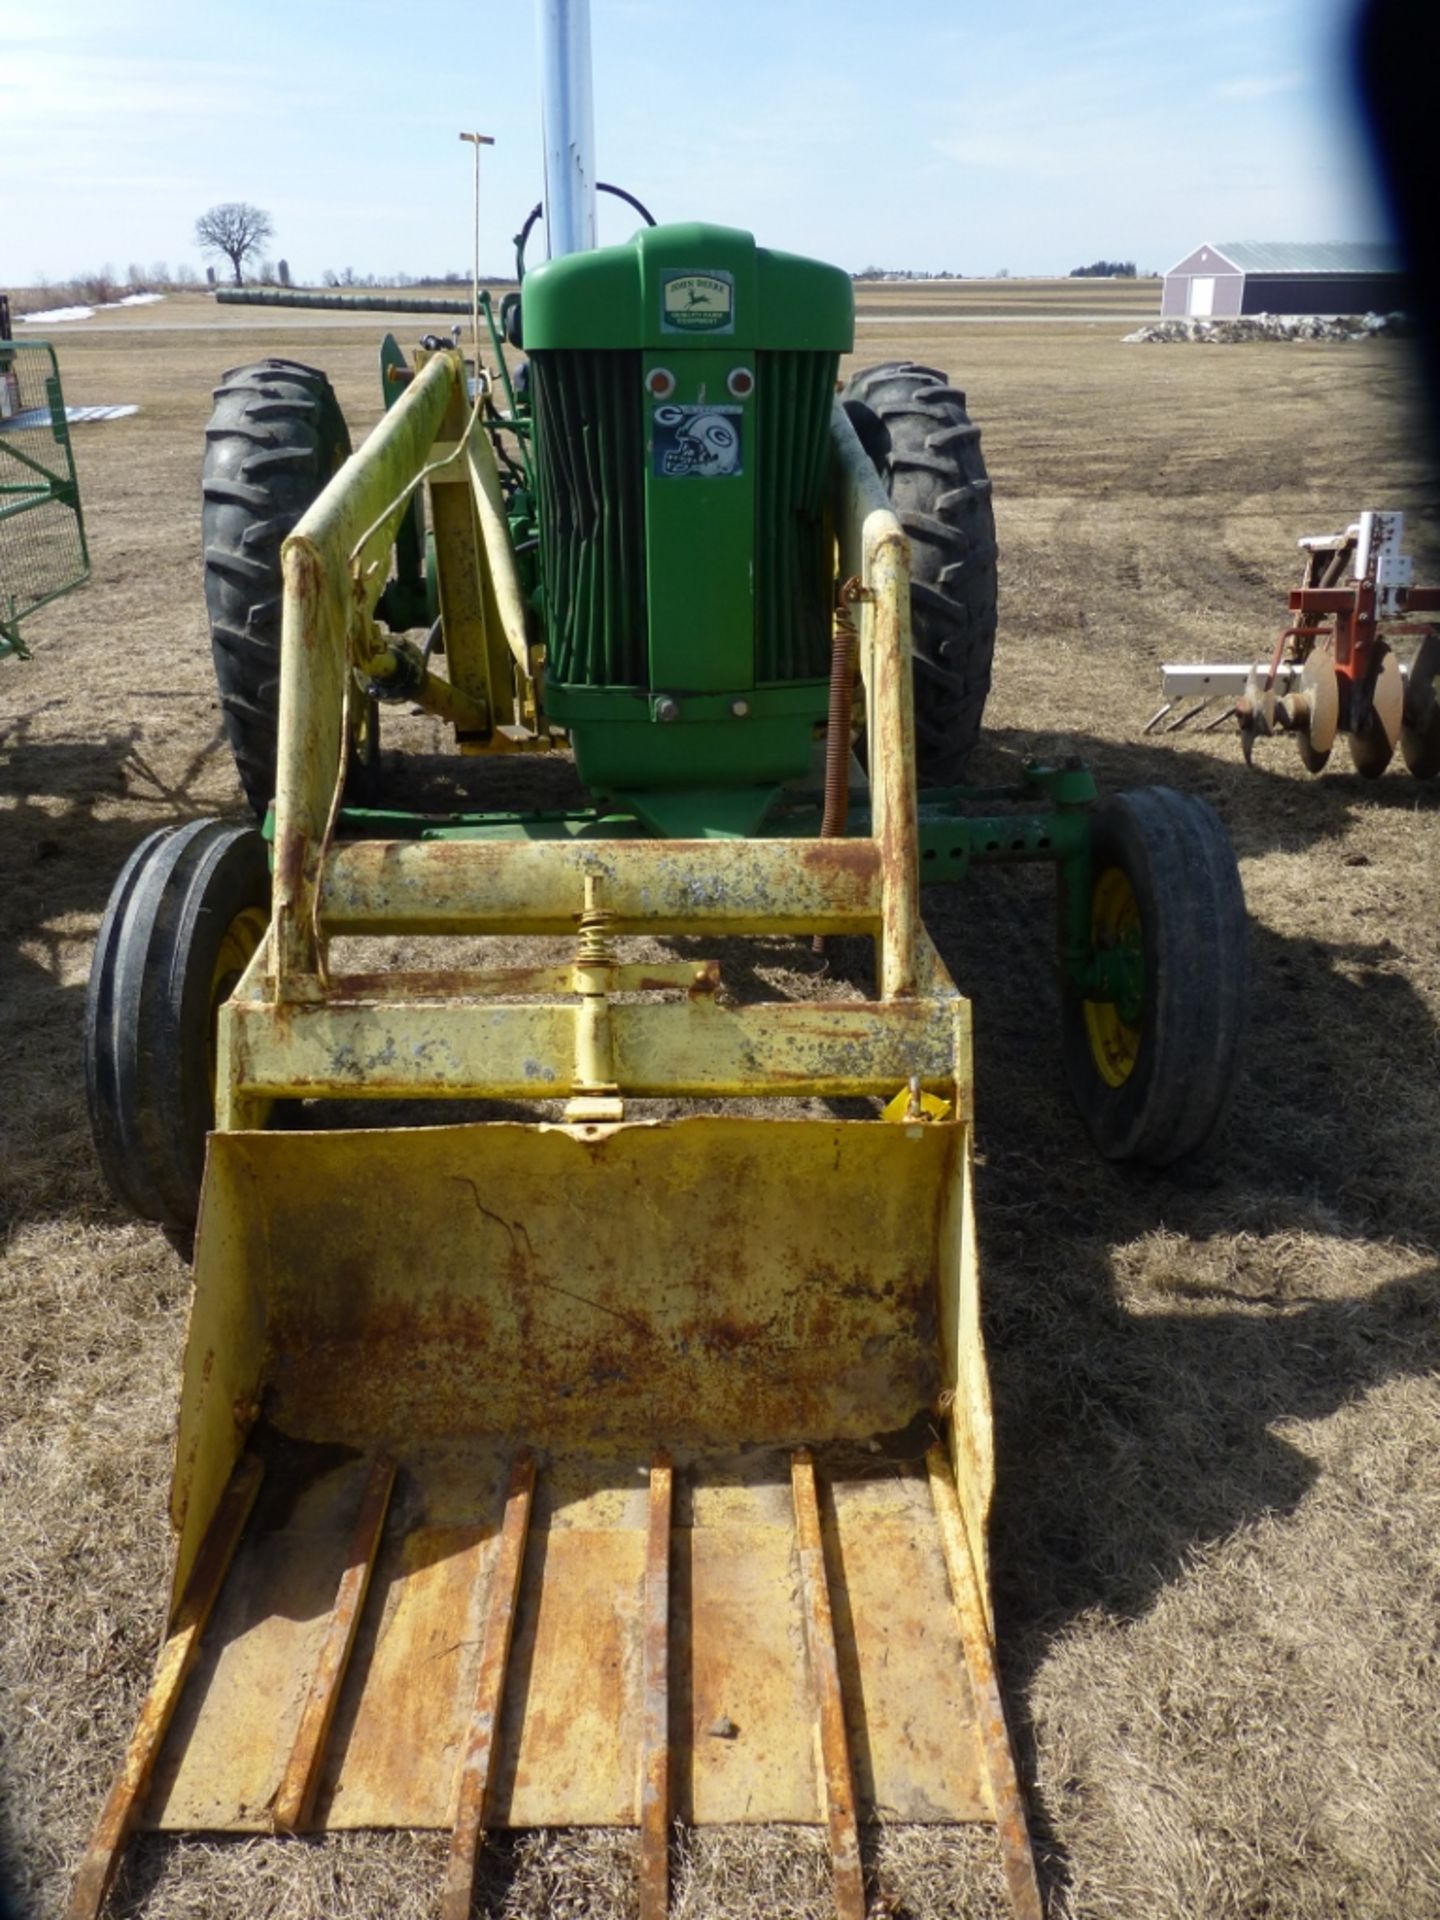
left=2, top=278, right=1437, bottom=1920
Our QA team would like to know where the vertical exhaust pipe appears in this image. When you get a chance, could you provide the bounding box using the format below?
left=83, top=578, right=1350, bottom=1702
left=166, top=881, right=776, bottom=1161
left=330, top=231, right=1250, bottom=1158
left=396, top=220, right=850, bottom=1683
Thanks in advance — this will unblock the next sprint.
left=537, top=0, right=597, bottom=257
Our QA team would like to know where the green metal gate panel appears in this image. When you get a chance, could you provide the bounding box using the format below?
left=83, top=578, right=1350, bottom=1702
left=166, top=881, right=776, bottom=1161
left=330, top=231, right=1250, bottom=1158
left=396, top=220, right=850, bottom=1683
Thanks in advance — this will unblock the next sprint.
left=0, top=338, right=89, bottom=658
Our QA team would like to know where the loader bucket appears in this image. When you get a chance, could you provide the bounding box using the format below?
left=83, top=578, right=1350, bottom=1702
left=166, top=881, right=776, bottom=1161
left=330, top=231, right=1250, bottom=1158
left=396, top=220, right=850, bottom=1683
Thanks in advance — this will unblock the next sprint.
left=74, top=1112, right=1038, bottom=1919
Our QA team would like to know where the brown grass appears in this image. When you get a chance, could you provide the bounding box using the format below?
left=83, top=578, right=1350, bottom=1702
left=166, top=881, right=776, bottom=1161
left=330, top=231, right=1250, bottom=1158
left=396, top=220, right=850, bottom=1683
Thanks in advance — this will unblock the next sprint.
left=2, top=281, right=1438, bottom=1919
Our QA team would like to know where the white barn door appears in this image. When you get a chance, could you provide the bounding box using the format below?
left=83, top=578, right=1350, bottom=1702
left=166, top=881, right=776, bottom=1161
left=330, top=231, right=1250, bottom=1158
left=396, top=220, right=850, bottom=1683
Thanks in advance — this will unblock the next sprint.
left=1189, top=276, right=1215, bottom=316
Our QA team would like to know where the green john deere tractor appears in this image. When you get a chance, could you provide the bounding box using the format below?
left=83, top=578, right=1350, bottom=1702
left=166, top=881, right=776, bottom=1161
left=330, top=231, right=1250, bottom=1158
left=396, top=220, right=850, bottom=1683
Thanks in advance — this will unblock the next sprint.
left=75, top=8, right=1247, bottom=1918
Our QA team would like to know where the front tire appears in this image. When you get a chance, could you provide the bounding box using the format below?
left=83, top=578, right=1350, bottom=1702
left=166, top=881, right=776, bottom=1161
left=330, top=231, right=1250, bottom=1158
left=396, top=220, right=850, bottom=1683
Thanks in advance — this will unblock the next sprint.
left=1062, top=788, right=1249, bottom=1166
left=85, top=821, right=270, bottom=1234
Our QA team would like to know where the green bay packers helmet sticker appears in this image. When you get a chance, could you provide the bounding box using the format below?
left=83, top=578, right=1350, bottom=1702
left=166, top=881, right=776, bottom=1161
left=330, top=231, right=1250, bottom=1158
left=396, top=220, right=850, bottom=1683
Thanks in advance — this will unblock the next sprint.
left=652, top=405, right=743, bottom=477
left=660, top=270, right=734, bottom=334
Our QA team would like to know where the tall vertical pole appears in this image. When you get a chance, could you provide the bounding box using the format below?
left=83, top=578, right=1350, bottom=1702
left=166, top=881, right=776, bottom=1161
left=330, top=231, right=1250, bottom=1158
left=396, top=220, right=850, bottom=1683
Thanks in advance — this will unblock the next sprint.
left=459, top=131, right=495, bottom=358
left=537, top=0, right=597, bottom=257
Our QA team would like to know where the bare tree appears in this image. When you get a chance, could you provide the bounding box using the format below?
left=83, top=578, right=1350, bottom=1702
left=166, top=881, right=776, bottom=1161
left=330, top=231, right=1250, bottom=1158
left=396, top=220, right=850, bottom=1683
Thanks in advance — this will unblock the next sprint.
left=194, top=202, right=275, bottom=285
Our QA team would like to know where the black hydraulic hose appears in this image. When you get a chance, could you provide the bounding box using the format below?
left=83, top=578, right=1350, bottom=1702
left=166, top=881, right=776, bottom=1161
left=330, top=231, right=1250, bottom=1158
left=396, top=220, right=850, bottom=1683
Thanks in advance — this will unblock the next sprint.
left=513, top=183, right=658, bottom=280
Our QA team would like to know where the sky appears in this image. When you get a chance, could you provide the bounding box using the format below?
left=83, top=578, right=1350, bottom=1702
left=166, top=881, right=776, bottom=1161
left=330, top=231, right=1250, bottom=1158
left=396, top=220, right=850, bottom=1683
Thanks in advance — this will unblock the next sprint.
left=2, top=0, right=1389, bottom=288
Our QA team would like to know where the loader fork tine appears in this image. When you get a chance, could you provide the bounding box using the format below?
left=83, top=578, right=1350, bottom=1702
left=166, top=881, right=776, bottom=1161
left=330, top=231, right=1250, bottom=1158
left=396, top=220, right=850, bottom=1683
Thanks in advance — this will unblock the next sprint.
left=639, top=1454, right=674, bottom=1920
left=790, top=1450, right=867, bottom=1920
left=274, top=1454, right=396, bottom=1832
left=68, top=1455, right=265, bottom=1920
left=927, top=1447, right=1044, bottom=1920
left=441, top=1448, right=537, bottom=1920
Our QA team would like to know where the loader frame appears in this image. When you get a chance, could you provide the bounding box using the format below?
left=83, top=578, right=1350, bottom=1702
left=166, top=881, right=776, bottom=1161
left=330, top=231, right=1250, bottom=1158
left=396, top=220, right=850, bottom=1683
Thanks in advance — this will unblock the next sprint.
left=224, top=347, right=971, bottom=1109
left=74, top=346, right=1050, bottom=1920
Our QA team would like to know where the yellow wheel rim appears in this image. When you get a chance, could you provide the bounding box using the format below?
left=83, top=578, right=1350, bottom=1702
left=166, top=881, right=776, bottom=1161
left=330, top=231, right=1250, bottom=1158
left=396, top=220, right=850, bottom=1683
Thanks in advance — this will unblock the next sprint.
left=1083, top=867, right=1142, bottom=1088
left=208, top=905, right=268, bottom=1101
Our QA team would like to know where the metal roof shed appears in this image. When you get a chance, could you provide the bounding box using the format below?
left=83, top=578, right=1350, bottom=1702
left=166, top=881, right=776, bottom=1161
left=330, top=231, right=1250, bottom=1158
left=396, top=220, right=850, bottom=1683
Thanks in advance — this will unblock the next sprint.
left=1162, top=241, right=1404, bottom=318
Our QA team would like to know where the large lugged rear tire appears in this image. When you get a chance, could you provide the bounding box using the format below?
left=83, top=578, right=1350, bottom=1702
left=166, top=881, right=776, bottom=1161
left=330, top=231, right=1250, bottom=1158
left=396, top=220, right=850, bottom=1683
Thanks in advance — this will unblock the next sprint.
left=85, top=820, right=270, bottom=1234
left=202, top=359, right=351, bottom=817
left=1062, top=788, right=1249, bottom=1166
left=841, top=361, right=998, bottom=783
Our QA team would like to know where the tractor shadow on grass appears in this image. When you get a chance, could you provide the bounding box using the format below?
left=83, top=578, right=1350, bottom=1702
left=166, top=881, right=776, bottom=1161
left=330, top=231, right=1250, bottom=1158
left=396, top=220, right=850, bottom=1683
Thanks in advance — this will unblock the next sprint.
left=923, top=727, right=1440, bottom=1909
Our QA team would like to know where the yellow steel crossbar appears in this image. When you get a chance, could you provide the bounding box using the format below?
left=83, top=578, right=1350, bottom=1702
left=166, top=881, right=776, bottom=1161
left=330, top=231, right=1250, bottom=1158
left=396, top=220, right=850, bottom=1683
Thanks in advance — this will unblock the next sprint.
left=218, top=993, right=970, bottom=1119
left=317, top=835, right=882, bottom=937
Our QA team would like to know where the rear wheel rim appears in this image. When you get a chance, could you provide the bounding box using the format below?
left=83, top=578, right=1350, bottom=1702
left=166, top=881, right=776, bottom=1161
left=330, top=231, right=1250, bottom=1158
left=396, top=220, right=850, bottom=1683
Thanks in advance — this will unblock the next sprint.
left=1084, top=866, right=1143, bottom=1088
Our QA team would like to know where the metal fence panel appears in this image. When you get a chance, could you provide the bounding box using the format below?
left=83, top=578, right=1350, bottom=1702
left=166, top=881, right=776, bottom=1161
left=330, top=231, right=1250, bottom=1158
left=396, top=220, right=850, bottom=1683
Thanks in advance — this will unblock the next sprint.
left=0, top=336, right=89, bottom=658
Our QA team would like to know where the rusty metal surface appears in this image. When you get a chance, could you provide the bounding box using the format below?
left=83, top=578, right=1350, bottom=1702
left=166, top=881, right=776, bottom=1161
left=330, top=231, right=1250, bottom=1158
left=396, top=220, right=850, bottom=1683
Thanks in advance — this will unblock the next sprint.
left=791, top=1451, right=866, bottom=1920
left=274, top=1455, right=395, bottom=1832
left=69, top=1456, right=263, bottom=1918
left=141, top=1449, right=996, bottom=1842
left=442, top=1450, right=535, bottom=1920
left=496, top=1521, right=645, bottom=1824
left=678, top=1518, right=814, bottom=1822
left=225, top=991, right=965, bottom=1105
left=319, top=1520, right=490, bottom=1825
left=828, top=1498, right=988, bottom=1823
left=319, top=959, right=722, bottom=1003
left=148, top=1453, right=380, bottom=1830
left=175, top=1119, right=950, bottom=1470
left=927, top=1446, right=1044, bottom=1920
left=314, top=835, right=883, bottom=938
left=639, top=1456, right=673, bottom=1920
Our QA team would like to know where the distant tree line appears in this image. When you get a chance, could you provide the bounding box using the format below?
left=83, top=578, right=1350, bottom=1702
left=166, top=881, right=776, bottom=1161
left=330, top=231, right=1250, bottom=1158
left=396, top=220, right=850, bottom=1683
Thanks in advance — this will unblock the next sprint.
left=852, top=267, right=969, bottom=280
left=1071, top=260, right=1137, bottom=277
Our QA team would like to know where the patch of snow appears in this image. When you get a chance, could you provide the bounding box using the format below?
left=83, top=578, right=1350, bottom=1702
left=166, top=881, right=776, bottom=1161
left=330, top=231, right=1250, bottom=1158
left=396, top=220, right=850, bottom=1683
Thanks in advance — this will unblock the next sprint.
left=20, top=305, right=94, bottom=324
left=19, top=291, right=166, bottom=324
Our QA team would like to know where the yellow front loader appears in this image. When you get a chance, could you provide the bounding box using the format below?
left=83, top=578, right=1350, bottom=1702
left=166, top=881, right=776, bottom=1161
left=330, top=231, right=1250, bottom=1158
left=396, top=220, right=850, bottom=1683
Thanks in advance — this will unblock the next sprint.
left=75, top=371, right=1049, bottom=1919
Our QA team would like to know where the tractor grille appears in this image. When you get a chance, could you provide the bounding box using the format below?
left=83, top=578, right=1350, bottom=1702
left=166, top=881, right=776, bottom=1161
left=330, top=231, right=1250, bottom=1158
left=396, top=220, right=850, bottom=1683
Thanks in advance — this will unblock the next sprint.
left=532, top=347, right=838, bottom=690
left=532, top=350, right=648, bottom=687
left=754, top=349, right=838, bottom=684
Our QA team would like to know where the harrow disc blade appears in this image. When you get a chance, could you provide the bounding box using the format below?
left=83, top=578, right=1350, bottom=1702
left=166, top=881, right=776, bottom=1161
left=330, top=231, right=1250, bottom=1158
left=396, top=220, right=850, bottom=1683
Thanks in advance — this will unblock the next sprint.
left=1401, top=629, right=1440, bottom=779
left=1294, top=641, right=1339, bottom=774
left=1240, top=669, right=1275, bottom=765
left=1348, top=643, right=1402, bottom=779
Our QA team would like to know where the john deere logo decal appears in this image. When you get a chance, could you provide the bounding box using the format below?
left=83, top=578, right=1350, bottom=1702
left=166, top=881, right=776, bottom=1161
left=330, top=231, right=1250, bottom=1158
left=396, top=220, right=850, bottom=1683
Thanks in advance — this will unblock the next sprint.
left=661, top=271, right=734, bottom=334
